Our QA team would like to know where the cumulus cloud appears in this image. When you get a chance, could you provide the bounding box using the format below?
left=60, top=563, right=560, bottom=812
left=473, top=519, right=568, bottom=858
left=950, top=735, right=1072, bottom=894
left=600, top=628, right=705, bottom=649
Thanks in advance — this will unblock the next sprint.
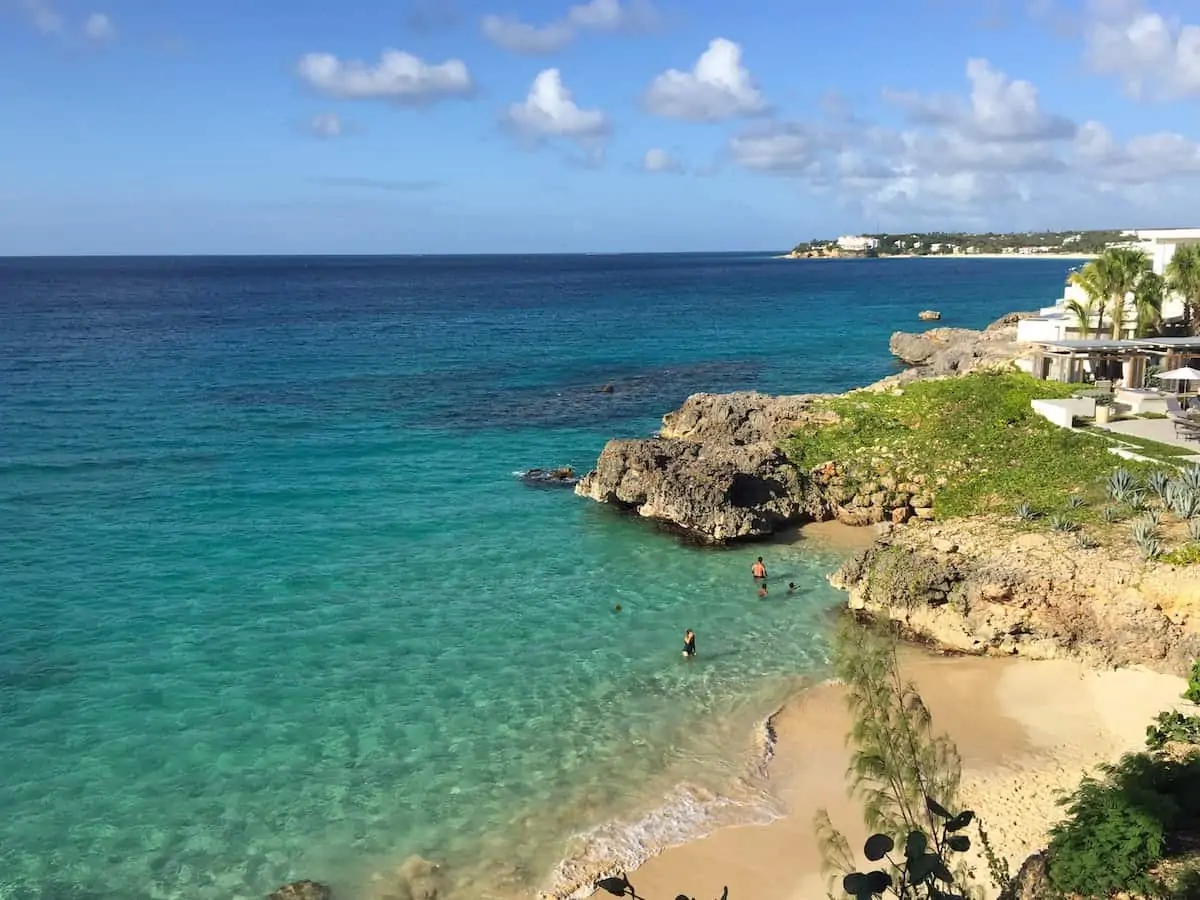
left=481, top=0, right=658, bottom=54
left=642, top=148, right=684, bottom=172
left=84, top=12, right=115, bottom=41
left=504, top=68, right=609, bottom=142
left=296, top=49, right=472, bottom=104
left=885, top=58, right=1074, bottom=141
left=725, top=54, right=1200, bottom=225
left=1083, top=0, right=1200, bottom=100
left=643, top=38, right=767, bottom=121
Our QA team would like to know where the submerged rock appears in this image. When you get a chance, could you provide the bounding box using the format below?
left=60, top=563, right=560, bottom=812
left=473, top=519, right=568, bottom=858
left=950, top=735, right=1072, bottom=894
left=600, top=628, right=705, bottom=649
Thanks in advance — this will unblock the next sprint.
left=918, top=309, right=941, bottom=321
left=521, top=466, right=579, bottom=487
left=268, top=882, right=332, bottom=900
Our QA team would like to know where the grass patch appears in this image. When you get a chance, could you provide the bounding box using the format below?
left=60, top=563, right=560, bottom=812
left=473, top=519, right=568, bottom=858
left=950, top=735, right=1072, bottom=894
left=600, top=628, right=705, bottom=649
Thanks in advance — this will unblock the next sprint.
left=1141, top=412, right=1169, bottom=420
left=1080, top=427, right=1199, bottom=464
left=783, top=371, right=1169, bottom=519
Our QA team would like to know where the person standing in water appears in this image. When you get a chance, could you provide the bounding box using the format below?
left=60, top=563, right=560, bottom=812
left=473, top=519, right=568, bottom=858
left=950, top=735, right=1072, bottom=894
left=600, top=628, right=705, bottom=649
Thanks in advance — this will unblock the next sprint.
left=758, top=583, right=768, bottom=598
left=751, top=557, right=767, bottom=579
left=682, top=629, right=696, bottom=658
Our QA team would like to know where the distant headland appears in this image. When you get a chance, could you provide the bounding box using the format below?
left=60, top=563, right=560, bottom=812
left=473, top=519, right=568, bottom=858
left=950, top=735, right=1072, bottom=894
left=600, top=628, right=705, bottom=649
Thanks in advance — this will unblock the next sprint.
left=780, top=228, right=1121, bottom=260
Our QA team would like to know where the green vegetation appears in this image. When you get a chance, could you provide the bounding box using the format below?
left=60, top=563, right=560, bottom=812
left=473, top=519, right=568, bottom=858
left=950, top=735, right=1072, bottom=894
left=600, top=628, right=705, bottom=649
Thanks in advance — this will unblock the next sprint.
left=1081, top=426, right=1197, bottom=464
left=1167, top=243, right=1200, bottom=334
left=783, top=371, right=1167, bottom=520
left=790, top=229, right=1122, bottom=258
left=1067, top=247, right=1163, bottom=338
left=1162, top=544, right=1200, bottom=565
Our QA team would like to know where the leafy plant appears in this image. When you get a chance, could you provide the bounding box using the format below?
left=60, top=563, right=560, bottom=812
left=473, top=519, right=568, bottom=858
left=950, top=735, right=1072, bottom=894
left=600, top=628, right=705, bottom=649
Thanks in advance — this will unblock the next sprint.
left=839, top=802, right=977, bottom=900
left=1186, top=658, right=1200, bottom=704
left=1189, top=519, right=1200, bottom=543
left=1167, top=482, right=1200, bottom=520
left=1101, top=505, right=1122, bottom=523
left=1146, top=711, right=1200, bottom=751
left=1067, top=494, right=1087, bottom=509
left=1133, top=517, right=1160, bottom=542
left=1108, top=468, right=1138, bottom=502
left=1145, top=507, right=1165, bottom=526
left=1050, top=515, right=1080, bottom=533
left=1127, top=491, right=1149, bottom=512
left=1161, top=544, right=1200, bottom=566
left=1135, top=534, right=1162, bottom=560
left=1014, top=502, right=1038, bottom=522
left=1075, top=531, right=1100, bottom=550
left=1178, top=466, right=1200, bottom=495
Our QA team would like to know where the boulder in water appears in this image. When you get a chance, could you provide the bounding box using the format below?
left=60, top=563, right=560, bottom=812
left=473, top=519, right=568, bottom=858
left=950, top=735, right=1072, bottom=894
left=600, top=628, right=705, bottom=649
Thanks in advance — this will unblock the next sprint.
left=918, top=309, right=941, bottom=321
left=521, top=466, right=579, bottom=487
left=268, top=882, right=332, bottom=900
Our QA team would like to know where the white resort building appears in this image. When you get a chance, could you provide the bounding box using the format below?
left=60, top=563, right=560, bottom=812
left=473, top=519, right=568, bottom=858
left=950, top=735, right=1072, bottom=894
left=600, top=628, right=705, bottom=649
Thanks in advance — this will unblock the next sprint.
left=1016, top=227, right=1200, bottom=343
left=835, top=235, right=879, bottom=253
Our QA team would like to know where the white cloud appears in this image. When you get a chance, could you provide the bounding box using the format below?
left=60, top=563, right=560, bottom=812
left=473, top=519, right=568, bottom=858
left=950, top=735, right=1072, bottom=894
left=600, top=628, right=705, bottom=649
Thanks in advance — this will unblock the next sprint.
left=18, top=0, right=62, bottom=33
left=296, top=49, right=472, bottom=104
left=84, top=12, right=115, bottom=41
left=642, top=148, right=683, bottom=172
left=725, top=55, right=1200, bottom=226
left=480, top=0, right=658, bottom=54
left=504, top=68, right=609, bottom=141
left=885, top=58, right=1074, bottom=141
left=308, top=113, right=346, bottom=138
left=1084, top=0, right=1200, bottom=100
left=643, top=38, right=767, bottom=121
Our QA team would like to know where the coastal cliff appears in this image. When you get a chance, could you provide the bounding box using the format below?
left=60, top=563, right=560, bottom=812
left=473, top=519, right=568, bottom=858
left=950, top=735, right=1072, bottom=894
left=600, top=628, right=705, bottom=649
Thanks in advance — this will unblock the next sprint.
left=830, top=518, right=1200, bottom=676
left=575, top=313, right=1030, bottom=543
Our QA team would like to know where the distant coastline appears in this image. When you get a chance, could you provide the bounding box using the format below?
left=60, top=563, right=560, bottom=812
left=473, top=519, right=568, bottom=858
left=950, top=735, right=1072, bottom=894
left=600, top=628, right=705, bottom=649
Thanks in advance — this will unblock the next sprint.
left=774, top=251, right=1097, bottom=261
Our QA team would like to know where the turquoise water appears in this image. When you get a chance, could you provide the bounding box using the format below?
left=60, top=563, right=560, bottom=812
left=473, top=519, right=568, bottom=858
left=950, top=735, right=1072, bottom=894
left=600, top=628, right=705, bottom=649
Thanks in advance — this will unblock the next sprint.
left=0, top=255, right=1075, bottom=900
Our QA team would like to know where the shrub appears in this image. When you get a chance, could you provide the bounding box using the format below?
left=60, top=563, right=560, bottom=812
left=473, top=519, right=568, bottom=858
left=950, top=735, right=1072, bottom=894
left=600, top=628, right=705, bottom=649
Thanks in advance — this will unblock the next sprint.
left=1162, top=545, right=1200, bottom=566
left=1186, top=659, right=1200, bottom=705
left=1047, top=752, right=1200, bottom=898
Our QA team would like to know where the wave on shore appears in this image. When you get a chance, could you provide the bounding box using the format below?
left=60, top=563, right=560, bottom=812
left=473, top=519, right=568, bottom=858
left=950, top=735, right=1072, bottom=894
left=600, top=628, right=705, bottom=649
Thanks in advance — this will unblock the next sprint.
left=538, top=712, right=788, bottom=899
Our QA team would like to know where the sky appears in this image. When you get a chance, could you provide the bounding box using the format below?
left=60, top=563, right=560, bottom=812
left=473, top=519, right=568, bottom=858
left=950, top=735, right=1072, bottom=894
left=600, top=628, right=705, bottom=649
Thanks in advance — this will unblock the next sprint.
left=1, top=0, right=1199, bottom=254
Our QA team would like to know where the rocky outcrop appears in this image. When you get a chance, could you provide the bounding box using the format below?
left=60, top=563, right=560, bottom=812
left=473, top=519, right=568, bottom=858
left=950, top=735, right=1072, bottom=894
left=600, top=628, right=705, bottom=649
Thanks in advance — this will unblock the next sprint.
left=885, top=312, right=1038, bottom=384
left=575, top=392, right=837, bottom=543
left=918, top=310, right=941, bottom=321
left=269, top=882, right=332, bottom=900
left=831, top=518, right=1200, bottom=675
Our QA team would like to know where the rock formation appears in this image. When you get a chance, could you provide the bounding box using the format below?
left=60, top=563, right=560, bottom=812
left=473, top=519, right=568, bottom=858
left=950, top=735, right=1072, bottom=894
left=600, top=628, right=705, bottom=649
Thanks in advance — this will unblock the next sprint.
left=521, top=466, right=580, bottom=488
left=884, top=312, right=1037, bottom=385
left=918, top=310, right=941, bottom=321
left=575, top=392, right=837, bottom=543
left=830, top=518, right=1200, bottom=675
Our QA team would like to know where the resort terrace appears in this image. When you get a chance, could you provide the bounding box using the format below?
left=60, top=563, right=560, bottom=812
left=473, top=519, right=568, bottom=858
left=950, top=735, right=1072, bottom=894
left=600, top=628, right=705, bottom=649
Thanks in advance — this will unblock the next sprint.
left=1029, top=337, right=1200, bottom=387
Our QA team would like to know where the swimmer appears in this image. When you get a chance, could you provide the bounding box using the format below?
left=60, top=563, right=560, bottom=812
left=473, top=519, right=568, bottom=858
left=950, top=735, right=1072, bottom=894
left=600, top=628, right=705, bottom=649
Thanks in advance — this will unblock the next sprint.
left=751, top=556, right=767, bottom=579
left=758, top=583, right=768, bottom=598
left=682, top=629, right=696, bottom=658
left=787, top=582, right=797, bottom=593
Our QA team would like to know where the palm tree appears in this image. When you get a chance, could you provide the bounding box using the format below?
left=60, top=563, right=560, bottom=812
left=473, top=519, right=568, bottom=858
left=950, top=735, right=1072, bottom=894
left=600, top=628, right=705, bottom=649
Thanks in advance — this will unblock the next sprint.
left=1134, top=271, right=1165, bottom=337
left=1067, top=264, right=1106, bottom=336
left=1167, top=243, right=1200, bottom=334
left=1065, top=295, right=1096, bottom=339
left=1098, top=247, right=1152, bottom=340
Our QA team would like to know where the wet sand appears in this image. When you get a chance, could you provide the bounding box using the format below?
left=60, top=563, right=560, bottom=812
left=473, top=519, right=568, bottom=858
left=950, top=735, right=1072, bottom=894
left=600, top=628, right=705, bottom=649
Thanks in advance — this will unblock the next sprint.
left=604, top=653, right=1184, bottom=900
left=793, top=520, right=880, bottom=554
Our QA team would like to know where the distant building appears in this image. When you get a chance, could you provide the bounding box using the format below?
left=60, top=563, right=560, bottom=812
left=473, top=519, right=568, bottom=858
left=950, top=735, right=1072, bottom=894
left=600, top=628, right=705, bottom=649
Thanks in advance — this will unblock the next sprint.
left=835, top=235, right=879, bottom=253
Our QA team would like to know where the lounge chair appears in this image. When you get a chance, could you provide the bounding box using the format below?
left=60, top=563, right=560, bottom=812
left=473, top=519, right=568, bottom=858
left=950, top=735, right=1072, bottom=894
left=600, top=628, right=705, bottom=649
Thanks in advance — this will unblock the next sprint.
left=1166, top=395, right=1187, bottom=416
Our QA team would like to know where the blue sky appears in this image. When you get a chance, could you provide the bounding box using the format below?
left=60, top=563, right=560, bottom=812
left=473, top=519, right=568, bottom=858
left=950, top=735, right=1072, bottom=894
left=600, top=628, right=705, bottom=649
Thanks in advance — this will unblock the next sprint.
left=1, top=0, right=1198, bottom=254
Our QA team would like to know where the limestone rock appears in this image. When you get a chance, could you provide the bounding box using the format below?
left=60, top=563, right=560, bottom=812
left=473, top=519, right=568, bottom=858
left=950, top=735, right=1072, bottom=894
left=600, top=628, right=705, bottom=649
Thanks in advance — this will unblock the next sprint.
left=521, top=466, right=579, bottom=487
left=658, top=391, right=837, bottom=444
left=885, top=313, right=1036, bottom=384
left=1001, top=852, right=1050, bottom=900
left=918, top=309, right=942, bottom=321
left=269, top=882, right=332, bottom=900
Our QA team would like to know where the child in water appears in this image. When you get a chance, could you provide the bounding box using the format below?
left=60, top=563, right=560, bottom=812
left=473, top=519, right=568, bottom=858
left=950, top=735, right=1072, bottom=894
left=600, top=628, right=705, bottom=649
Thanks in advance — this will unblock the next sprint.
left=682, top=629, right=696, bottom=658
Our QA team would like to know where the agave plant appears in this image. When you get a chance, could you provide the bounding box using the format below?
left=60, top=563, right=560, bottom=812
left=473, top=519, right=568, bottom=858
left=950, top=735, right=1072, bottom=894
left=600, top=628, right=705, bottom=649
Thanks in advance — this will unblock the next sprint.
left=1107, top=468, right=1138, bottom=501
left=1147, top=470, right=1172, bottom=500
left=1135, top=533, right=1162, bottom=559
left=1014, top=502, right=1038, bottom=521
left=1132, top=516, right=1159, bottom=544
left=1168, top=481, right=1200, bottom=519
left=1050, top=515, right=1080, bottom=533
left=1190, top=518, right=1200, bottom=543
left=1075, top=531, right=1100, bottom=550
left=1126, top=491, right=1149, bottom=511
left=1178, top=466, right=1200, bottom=494
left=1144, top=507, right=1164, bottom=526
left=1101, top=505, right=1121, bottom=523
left=1067, top=494, right=1087, bottom=510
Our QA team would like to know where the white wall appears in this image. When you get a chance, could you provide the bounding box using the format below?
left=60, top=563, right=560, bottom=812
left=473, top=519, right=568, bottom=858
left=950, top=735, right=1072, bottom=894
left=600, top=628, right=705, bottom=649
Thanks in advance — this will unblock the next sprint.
left=1031, top=398, right=1096, bottom=428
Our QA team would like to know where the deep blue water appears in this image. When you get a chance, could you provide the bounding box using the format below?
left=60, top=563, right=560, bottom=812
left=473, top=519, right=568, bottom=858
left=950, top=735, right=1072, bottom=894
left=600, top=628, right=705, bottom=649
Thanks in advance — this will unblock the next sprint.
left=0, top=254, right=1074, bottom=900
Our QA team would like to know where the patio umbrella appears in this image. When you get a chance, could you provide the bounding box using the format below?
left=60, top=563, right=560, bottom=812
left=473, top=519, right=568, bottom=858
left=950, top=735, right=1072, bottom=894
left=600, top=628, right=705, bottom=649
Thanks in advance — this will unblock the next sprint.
left=1152, top=367, right=1200, bottom=394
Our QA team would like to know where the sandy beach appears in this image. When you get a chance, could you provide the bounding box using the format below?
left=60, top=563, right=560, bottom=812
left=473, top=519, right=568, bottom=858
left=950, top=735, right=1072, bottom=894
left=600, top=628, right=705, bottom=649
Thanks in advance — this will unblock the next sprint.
left=601, top=652, right=1185, bottom=900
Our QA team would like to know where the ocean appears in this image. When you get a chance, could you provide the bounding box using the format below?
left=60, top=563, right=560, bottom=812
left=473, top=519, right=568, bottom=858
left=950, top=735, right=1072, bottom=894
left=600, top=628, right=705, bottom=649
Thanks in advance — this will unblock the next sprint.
left=0, top=253, right=1074, bottom=900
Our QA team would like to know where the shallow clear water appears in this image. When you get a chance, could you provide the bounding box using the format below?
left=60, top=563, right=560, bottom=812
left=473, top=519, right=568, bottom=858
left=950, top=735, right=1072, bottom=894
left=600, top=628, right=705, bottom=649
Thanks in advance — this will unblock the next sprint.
left=0, top=254, right=1075, bottom=900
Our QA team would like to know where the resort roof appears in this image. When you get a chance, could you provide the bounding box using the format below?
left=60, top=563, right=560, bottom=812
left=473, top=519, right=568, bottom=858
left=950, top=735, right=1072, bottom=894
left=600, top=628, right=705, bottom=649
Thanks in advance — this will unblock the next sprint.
left=1133, top=337, right=1200, bottom=350
left=1037, top=339, right=1140, bottom=353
